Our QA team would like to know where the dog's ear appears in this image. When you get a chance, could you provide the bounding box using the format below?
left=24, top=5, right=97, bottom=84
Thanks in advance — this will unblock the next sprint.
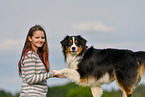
left=77, top=35, right=87, bottom=45
left=60, top=35, right=70, bottom=47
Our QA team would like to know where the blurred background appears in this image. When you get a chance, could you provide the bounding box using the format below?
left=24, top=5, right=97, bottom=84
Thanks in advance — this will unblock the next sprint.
left=0, top=0, right=145, bottom=97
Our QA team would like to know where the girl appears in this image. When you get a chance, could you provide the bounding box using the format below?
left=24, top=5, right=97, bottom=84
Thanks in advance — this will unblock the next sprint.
left=18, top=25, right=64, bottom=97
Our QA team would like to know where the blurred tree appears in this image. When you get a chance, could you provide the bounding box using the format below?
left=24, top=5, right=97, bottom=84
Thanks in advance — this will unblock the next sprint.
left=0, top=90, right=13, bottom=97
left=67, top=86, right=92, bottom=97
left=14, top=92, right=20, bottom=97
left=47, top=82, right=79, bottom=97
left=133, top=84, right=145, bottom=97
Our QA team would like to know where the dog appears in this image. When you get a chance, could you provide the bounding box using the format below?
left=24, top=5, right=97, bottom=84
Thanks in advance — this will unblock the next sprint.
left=53, top=35, right=145, bottom=97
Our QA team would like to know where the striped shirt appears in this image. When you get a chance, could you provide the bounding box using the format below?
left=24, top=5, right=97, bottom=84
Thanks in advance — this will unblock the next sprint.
left=20, top=51, right=54, bottom=97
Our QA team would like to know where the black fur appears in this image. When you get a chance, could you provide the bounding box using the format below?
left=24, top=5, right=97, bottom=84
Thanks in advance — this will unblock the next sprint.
left=60, top=35, right=145, bottom=96
left=78, top=46, right=145, bottom=88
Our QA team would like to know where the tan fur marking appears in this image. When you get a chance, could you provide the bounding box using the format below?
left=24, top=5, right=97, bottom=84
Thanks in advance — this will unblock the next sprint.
left=75, top=40, right=77, bottom=43
left=70, top=40, right=72, bottom=43
left=138, top=63, right=144, bottom=78
left=65, top=46, right=71, bottom=55
left=76, top=66, right=79, bottom=70
left=79, top=78, right=88, bottom=86
left=76, top=46, right=82, bottom=56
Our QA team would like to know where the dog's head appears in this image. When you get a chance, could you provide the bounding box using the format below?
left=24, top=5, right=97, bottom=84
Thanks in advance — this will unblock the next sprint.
left=60, top=35, right=88, bottom=59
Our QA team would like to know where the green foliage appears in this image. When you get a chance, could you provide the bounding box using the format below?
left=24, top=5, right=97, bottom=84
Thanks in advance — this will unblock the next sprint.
left=133, top=85, right=145, bottom=97
left=47, top=83, right=145, bottom=97
left=47, top=82, right=79, bottom=97
left=0, top=90, right=13, bottom=97
left=102, top=89, right=122, bottom=97
left=14, top=92, right=20, bottom=97
left=1, top=83, right=145, bottom=97
left=67, top=86, right=92, bottom=97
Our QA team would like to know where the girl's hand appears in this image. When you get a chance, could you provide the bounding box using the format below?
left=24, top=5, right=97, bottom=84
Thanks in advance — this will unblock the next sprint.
left=54, top=73, right=66, bottom=78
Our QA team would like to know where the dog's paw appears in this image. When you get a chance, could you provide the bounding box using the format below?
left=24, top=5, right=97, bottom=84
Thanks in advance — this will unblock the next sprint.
left=52, top=70, right=62, bottom=74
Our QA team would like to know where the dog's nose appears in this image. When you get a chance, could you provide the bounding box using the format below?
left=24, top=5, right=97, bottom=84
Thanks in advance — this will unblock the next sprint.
left=72, top=47, right=76, bottom=50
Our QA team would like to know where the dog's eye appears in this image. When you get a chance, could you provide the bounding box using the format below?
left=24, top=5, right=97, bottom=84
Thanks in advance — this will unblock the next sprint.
left=75, top=40, right=79, bottom=45
left=68, top=40, right=72, bottom=45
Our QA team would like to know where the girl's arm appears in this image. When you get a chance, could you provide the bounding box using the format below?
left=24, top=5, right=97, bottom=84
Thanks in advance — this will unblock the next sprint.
left=22, top=52, right=54, bottom=84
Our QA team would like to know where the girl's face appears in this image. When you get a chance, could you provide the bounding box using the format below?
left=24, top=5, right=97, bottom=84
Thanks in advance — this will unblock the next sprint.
left=28, top=30, right=45, bottom=52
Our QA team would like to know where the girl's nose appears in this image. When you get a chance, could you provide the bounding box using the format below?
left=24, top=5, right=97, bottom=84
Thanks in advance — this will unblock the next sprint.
left=39, top=38, right=45, bottom=42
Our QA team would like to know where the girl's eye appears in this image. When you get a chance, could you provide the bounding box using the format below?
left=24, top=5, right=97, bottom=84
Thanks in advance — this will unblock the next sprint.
left=35, top=37, right=45, bottom=39
left=41, top=37, right=45, bottom=39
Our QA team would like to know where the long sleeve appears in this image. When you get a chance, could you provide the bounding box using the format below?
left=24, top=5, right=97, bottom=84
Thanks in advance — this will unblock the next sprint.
left=22, top=51, right=53, bottom=85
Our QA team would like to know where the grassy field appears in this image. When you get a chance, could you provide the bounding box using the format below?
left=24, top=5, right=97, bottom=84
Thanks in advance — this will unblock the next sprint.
left=0, top=82, right=145, bottom=97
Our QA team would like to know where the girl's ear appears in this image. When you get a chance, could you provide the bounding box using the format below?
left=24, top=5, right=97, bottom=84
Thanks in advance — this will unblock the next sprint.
left=28, top=36, right=32, bottom=42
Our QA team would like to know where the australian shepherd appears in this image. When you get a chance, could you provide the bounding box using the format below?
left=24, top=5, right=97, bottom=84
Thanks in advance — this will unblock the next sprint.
left=53, top=35, right=145, bottom=97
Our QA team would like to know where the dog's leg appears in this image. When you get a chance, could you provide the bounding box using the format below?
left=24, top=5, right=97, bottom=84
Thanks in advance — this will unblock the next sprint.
left=114, top=73, right=133, bottom=97
left=90, top=86, right=103, bottom=97
left=53, top=68, right=80, bottom=83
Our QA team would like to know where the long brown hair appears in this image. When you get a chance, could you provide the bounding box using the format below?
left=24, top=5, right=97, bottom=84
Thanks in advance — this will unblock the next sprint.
left=18, top=25, right=49, bottom=76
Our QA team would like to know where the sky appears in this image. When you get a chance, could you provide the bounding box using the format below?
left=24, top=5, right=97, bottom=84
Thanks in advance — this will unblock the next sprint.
left=0, top=0, right=145, bottom=94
